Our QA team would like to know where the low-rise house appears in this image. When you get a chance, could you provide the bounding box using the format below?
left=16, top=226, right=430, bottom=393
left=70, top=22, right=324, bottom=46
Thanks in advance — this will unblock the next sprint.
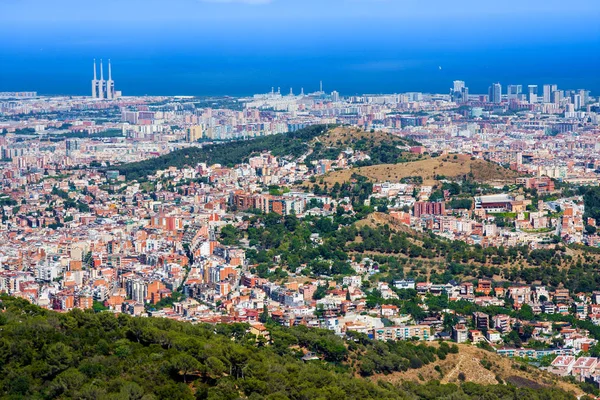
left=549, top=355, right=576, bottom=376
left=572, top=357, right=598, bottom=381
left=486, top=329, right=502, bottom=343
left=469, top=329, right=485, bottom=344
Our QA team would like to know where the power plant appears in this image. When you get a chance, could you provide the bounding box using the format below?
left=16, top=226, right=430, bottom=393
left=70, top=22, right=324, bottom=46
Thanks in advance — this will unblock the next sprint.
left=91, top=59, right=116, bottom=99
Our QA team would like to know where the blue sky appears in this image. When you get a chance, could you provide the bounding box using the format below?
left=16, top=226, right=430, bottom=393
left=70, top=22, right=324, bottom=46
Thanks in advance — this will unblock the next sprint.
left=0, top=0, right=598, bottom=95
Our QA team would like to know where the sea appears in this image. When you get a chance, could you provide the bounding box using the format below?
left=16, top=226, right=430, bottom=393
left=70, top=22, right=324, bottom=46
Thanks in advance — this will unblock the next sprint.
left=0, top=42, right=598, bottom=97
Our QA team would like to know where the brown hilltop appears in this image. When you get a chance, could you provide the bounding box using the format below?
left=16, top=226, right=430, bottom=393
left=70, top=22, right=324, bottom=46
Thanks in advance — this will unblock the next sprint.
left=371, top=344, right=584, bottom=398
left=314, top=154, right=521, bottom=186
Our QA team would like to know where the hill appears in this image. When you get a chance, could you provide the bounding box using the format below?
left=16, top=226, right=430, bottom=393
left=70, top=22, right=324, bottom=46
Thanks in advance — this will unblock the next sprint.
left=115, top=125, right=418, bottom=181
left=0, top=295, right=578, bottom=400
left=115, top=124, right=331, bottom=181
left=374, top=343, right=584, bottom=397
left=305, top=126, right=419, bottom=166
left=314, top=154, right=521, bottom=186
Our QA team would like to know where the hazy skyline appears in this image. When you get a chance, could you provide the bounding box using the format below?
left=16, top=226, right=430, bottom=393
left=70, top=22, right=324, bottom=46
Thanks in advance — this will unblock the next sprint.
left=1, top=0, right=598, bottom=95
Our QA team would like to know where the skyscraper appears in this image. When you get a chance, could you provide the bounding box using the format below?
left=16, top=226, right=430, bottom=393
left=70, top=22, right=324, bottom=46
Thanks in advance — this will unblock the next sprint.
left=578, top=89, right=589, bottom=107
left=527, top=85, right=538, bottom=104
left=543, top=85, right=551, bottom=103
left=507, top=85, right=522, bottom=101
left=488, top=82, right=502, bottom=104
left=453, top=80, right=465, bottom=92
left=451, top=80, right=469, bottom=103
left=552, top=90, right=562, bottom=104
left=572, top=94, right=582, bottom=110
left=542, top=84, right=557, bottom=103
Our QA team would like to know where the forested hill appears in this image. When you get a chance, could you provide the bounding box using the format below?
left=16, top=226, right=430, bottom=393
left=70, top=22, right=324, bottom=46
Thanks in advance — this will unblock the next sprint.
left=114, top=125, right=418, bottom=181
left=115, top=125, right=331, bottom=181
left=0, top=295, right=578, bottom=399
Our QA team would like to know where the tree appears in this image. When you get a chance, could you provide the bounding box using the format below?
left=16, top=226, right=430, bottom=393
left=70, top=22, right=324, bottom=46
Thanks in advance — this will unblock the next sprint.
left=220, top=224, right=240, bottom=246
left=517, top=304, right=534, bottom=321
left=205, top=357, right=226, bottom=379
left=171, top=354, right=200, bottom=383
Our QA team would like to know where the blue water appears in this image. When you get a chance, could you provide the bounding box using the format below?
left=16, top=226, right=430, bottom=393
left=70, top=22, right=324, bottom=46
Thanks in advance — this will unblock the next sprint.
left=0, top=34, right=598, bottom=97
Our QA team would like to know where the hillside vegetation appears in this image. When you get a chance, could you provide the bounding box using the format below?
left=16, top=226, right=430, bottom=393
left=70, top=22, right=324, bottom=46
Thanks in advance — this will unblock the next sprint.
left=306, top=126, right=419, bottom=166
left=115, top=125, right=418, bottom=181
left=376, top=343, right=583, bottom=397
left=0, top=295, right=578, bottom=399
left=116, top=125, right=331, bottom=181
left=314, top=154, right=521, bottom=186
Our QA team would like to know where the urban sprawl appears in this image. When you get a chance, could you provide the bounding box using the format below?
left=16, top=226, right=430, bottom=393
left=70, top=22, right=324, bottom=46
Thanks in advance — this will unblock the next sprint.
left=2, top=76, right=600, bottom=388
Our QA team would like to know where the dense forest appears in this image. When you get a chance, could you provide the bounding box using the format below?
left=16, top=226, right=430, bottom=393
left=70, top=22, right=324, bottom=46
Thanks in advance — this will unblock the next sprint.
left=0, top=295, right=578, bottom=399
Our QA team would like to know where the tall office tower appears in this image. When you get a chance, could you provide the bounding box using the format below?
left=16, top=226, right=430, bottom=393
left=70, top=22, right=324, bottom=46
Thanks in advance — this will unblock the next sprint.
left=451, top=80, right=469, bottom=103
left=578, top=89, right=589, bottom=106
left=543, top=84, right=558, bottom=103
left=453, top=80, right=465, bottom=92
left=572, top=94, right=582, bottom=110
left=461, top=86, right=469, bottom=103
left=552, top=90, right=562, bottom=104
left=97, top=59, right=105, bottom=99
left=488, top=82, right=502, bottom=104
left=106, top=59, right=115, bottom=100
left=542, top=85, right=551, bottom=103
left=507, top=85, right=522, bottom=100
left=527, top=85, right=538, bottom=104
left=331, top=90, right=340, bottom=102
left=91, top=59, right=99, bottom=98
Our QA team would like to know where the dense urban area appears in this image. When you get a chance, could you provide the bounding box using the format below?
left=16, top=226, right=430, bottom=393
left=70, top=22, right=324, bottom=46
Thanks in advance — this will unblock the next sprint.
left=1, top=82, right=600, bottom=399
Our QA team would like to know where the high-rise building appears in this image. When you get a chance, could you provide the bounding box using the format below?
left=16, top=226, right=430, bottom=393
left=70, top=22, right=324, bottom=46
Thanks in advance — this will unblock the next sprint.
left=187, top=125, right=204, bottom=142
left=572, top=94, right=582, bottom=110
left=451, top=80, right=469, bottom=103
left=542, top=84, right=557, bottom=103
left=331, top=90, right=340, bottom=102
left=91, top=59, right=116, bottom=99
left=578, top=89, right=589, bottom=107
left=507, top=85, right=522, bottom=100
left=488, top=83, right=502, bottom=104
left=543, top=85, right=551, bottom=103
left=527, top=85, right=538, bottom=104
left=552, top=90, right=563, bottom=104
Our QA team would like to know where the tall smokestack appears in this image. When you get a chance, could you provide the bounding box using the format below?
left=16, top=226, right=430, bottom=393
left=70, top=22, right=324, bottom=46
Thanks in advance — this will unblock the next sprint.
left=91, top=59, right=98, bottom=98
left=98, top=59, right=105, bottom=99
left=106, top=59, right=114, bottom=100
